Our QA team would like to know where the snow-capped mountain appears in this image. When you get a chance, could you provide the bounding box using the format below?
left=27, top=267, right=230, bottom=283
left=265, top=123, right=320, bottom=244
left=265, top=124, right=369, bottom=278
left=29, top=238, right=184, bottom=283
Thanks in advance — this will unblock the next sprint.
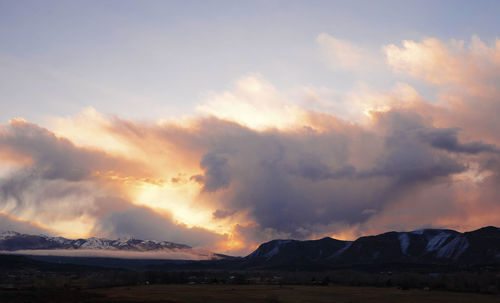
left=2, top=227, right=499, bottom=268
left=0, top=231, right=190, bottom=252
left=243, top=226, right=500, bottom=269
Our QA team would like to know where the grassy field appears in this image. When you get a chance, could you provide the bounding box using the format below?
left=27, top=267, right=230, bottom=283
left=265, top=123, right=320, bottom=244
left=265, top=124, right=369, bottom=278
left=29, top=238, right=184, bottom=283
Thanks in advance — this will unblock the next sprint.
left=87, top=284, right=500, bottom=303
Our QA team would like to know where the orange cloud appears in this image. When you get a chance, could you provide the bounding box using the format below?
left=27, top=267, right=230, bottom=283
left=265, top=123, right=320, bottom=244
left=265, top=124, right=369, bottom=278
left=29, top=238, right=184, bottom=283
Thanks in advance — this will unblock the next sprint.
left=0, top=211, right=51, bottom=235
left=384, top=36, right=500, bottom=94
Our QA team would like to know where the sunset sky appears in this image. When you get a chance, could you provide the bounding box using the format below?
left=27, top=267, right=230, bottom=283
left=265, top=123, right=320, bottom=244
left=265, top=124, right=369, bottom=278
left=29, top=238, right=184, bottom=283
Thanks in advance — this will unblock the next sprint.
left=1, top=0, right=500, bottom=255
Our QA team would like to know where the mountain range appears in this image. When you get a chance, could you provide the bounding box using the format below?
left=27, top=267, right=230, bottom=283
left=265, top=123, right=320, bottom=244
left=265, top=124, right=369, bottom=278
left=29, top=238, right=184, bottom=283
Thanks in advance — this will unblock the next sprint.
left=242, top=226, right=500, bottom=270
left=1, top=226, right=499, bottom=270
left=0, top=231, right=190, bottom=251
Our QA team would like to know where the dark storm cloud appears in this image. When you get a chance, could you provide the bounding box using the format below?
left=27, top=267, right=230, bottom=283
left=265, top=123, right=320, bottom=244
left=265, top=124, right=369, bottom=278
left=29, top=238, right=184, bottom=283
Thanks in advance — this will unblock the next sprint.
left=288, top=154, right=356, bottom=181
left=364, top=144, right=466, bottom=181
left=178, top=110, right=484, bottom=239
left=212, top=209, right=235, bottom=219
left=363, top=110, right=471, bottom=181
left=102, top=110, right=480, bottom=241
left=106, top=117, right=376, bottom=238
left=199, top=152, right=231, bottom=192
left=418, top=128, right=499, bottom=154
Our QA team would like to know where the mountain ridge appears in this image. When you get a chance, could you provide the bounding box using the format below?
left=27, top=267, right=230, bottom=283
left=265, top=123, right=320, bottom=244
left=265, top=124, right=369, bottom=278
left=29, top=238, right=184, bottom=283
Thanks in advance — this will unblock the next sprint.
left=242, top=226, right=500, bottom=269
left=0, top=230, right=191, bottom=252
left=1, top=226, right=499, bottom=269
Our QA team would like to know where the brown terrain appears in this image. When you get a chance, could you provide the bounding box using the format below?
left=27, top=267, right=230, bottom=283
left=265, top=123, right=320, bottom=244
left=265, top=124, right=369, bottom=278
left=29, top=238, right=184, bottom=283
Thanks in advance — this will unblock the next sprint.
left=85, top=284, right=500, bottom=303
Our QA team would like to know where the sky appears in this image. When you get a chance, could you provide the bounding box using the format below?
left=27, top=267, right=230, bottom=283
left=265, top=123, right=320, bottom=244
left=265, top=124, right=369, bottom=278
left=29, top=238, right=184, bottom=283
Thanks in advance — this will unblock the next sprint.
left=1, top=0, right=500, bottom=255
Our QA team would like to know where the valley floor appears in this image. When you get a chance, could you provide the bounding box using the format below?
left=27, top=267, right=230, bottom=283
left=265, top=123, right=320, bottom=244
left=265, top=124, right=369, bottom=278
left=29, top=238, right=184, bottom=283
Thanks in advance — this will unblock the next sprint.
left=37, top=284, right=500, bottom=303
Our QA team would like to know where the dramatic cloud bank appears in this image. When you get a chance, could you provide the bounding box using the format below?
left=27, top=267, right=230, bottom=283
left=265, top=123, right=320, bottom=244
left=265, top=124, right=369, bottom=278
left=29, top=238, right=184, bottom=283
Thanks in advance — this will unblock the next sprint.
left=1, top=36, right=500, bottom=255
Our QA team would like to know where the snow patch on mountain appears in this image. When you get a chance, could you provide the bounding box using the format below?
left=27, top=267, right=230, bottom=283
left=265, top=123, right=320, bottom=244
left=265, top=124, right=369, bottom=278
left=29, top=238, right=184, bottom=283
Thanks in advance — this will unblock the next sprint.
left=264, top=246, right=280, bottom=260
left=51, top=237, right=72, bottom=245
left=0, top=231, right=20, bottom=240
left=0, top=231, right=191, bottom=252
left=437, top=236, right=469, bottom=259
left=117, top=237, right=132, bottom=247
left=246, top=240, right=292, bottom=259
left=79, top=238, right=111, bottom=250
left=398, top=233, right=410, bottom=255
left=426, top=232, right=451, bottom=252
left=327, top=241, right=352, bottom=259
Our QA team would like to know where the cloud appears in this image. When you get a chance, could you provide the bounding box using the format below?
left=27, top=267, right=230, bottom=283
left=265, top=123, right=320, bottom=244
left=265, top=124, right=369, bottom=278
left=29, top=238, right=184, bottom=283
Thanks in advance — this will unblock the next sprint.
left=289, top=158, right=356, bottom=181
left=0, top=118, right=147, bottom=182
left=0, top=212, right=52, bottom=235
left=200, top=110, right=470, bottom=240
left=2, top=105, right=499, bottom=254
left=0, top=166, right=224, bottom=247
left=298, top=82, right=422, bottom=123
left=0, top=119, right=226, bottom=247
left=363, top=110, right=468, bottom=182
left=0, top=169, right=100, bottom=222
left=91, top=200, right=226, bottom=247
left=384, top=36, right=500, bottom=92
left=196, top=74, right=305, bottom=130
left=317, top=33, right=375, bottom=71
left=199, top=152, right=231, bottom=192
left=418, top=128, right=499, bottom=154
left=385, top=38, right=461, bottom=85
left=384, top=36, right=500, bottom=148
left=96, top=107, right=477, bottom=251
left=212, top=209, right=235, bottom=220
left=1, top=35, right=500, bottom=255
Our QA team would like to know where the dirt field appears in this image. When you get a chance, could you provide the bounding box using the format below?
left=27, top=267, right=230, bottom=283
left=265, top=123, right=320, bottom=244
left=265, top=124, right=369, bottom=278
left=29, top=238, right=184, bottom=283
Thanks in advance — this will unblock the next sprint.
left=88, top=284, right=500, bottom=303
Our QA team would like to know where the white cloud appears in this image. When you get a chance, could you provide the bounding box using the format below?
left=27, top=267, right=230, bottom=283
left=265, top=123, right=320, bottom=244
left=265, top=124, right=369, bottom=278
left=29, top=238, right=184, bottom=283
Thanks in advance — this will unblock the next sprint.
left=317, top=33, right=375, bottom=71
left=196, top=74, right=306, bottom=130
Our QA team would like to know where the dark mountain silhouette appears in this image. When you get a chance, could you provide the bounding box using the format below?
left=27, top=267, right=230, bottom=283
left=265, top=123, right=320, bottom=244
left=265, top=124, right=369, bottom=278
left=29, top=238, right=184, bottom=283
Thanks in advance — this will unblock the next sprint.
left=242, top=226, right=500, bottom=270
left=1, top=227, right=499, bottom=271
